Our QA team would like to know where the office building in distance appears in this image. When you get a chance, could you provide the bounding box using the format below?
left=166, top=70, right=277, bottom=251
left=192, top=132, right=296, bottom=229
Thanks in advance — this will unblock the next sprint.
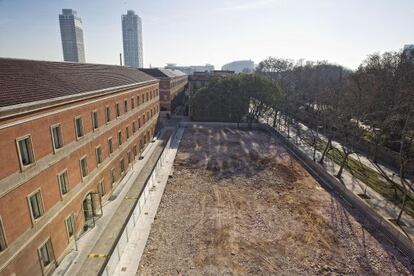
left=0, top=58, right=160, bottom=275
left=59, top=9, right=86, bottom=63
left=165, top=63, right=215, bottom=75
left=122, top=10, right=144, bottom=68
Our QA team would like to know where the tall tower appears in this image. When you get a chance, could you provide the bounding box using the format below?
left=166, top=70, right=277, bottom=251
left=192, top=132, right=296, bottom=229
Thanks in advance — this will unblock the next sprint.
left=122, top=10, right=143, bottom=68
left=59, top=9, right=86, bottom=63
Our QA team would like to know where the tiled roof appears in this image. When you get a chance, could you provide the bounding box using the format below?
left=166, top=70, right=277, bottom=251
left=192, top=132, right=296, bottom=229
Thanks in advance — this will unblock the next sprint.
left=0, top=58, right=157, bottom=108
left=140, top=68, right=187, bottom=79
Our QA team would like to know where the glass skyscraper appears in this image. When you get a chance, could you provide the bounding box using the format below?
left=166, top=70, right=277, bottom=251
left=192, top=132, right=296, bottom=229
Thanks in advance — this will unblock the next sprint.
left=59, top=9, right=86, bottom=63
left=122, top=10, right=143, bottom=68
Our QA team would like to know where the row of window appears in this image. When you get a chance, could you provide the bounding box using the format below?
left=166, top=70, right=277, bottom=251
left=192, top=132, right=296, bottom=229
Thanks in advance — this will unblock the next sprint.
left=1, top=121, right=156, bottom=255
left=16, top=99, right=159, bottom=171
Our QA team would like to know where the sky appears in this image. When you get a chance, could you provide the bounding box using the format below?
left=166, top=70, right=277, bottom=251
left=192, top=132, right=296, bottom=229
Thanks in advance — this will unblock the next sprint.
left=0, top=0, right=413, bottom=70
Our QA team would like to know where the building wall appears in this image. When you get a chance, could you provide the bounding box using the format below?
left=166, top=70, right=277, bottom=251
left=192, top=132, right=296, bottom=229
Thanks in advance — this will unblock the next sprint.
left=159, top=76, right=188, bottom=111
left=0, top=83, right=160, bottom=275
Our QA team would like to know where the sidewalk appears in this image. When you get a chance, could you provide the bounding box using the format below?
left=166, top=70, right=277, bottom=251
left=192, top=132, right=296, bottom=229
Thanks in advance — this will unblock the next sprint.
left=113, top=127, right=184, bottom=276
left=272, top=121, right=414, bottom=240
left=53, top=129, right=173, bottom=276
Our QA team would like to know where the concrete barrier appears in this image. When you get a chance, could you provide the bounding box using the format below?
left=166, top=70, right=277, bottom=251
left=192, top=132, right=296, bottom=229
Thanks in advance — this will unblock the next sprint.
left=101, top=130, right=177, bottom=276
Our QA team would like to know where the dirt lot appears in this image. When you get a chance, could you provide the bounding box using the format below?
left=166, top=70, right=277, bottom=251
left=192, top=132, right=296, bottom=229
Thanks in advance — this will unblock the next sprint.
left=137, top=128, right=414, bottom=275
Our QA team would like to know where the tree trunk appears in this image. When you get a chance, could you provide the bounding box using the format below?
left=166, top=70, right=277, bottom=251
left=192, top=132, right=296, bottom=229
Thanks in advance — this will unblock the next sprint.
left=397, top=191, right=407, bottom=224
left=272, top=111, right=277, bottom=128
left=319, top=137, right=332, bottom=164
left=336, top=151, right=350, bottom=178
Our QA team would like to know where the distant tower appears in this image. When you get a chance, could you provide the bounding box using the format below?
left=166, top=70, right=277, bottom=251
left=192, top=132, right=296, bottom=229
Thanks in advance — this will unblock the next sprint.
left=122, top=10, right=143, bottom=68
left=59, top=9, right=86, bottom=62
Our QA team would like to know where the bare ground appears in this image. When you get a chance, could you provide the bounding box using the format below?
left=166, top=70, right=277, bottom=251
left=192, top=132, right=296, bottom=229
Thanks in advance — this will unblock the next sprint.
left=137, top=128, right=414, bottom=275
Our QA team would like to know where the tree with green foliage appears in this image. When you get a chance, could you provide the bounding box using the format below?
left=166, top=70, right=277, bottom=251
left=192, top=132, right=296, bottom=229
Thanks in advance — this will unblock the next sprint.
left=190, top=74, right=281, bottom=123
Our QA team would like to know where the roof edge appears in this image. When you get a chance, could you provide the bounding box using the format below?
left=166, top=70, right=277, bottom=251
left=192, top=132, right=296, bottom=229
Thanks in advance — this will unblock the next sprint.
left=0, top=80, right=159, bottom=120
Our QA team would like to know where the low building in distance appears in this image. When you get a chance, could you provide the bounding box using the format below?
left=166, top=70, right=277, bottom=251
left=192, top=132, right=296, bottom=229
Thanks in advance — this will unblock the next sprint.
left=165, top=63, right=215, bottom=75
left=59, top=9, right=86, bottom=62
left=139, top=68, right=188, bottom=113
left=221, top=60, right=255, bottom=73
left=0, top=58, right=160, bottom=275
left=189, top=70, right=235, bottom=96
left=122, top=10, right=144, bottom=68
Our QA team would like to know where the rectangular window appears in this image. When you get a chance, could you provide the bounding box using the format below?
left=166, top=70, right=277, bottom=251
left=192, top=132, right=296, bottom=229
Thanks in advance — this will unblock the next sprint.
left=65, top=214, right=75, bottom=240
left=131, top=98, right=135, bottom=109
left=92, top=110, right=99, bottom=130
left=124, top=99, right=128, bottom=113
left=132, top=122, right=136, bottom=133
left=51, top=125, right=63, bottom=151
left=0, top=218, right=7, bottom=252
left=126, top=126, right=130, bottom=140
left=39, top=239, right=53, bottom=267
left=128, top=151, right=132, bottom=164
left=137, top=95, right=140, bottom=106
left=98, top=179, right=105, bottom=197
left=143, top=115, right=146, bottom=124
left=138, top=118, right=141, bottom=128
left=110, top=168, right=116, bottom=186
left=133, top=145, right=137, bottom=157
left=118, top=131, right=122, bottom=146
left=146, top=92, right=149, bottom=102
left=58, top=170, right=69, bottom=196
left=29, top=190, right=44, bottom=221
left=108, top=137, right=113, bottom=155
left=80, top=156, right=88, bottom=178
left=95, top=146, right=103, bottom=166
left=105, top=106, right=111, bottom=124
left=120, top=158, right=125, bottom=174
left=116, top=103, right=120, bottom=118
left=17, top=135, right=35, bottom=167
left=75, top=117, right=84, bottom=139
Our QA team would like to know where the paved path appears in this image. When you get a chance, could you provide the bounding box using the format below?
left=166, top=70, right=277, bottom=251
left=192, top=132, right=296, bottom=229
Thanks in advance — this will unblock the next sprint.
left=271, top=120, right=414, bottom=240
left=53, top=129, right=173, bottom=276
left=113, top=127, right=184, bottom=276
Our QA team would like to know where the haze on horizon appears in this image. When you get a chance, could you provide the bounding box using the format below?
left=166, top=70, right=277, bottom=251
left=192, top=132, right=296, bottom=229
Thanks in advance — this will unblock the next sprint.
left=0, top=0, right=413, bottom=69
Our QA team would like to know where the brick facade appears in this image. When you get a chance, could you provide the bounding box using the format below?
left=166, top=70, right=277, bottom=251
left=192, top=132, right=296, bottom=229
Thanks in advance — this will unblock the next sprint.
left=0, top=76, right=160, bottom=275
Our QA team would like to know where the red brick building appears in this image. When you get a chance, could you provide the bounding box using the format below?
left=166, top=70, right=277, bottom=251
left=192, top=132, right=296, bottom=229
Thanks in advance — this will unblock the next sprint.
left=0, top=58, right=160, bottom=275
left=139, top=68, right=187, bottom=112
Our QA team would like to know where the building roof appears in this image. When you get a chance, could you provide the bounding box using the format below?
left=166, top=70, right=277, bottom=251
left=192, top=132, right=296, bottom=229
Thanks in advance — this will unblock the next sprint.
left=0, top=58, right=157, bottom=108
left=139, top=68, right=186, bottom=79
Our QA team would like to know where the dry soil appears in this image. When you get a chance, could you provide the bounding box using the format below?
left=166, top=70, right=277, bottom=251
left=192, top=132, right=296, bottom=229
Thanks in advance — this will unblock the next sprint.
left=137, top=128, right=414, bottom=275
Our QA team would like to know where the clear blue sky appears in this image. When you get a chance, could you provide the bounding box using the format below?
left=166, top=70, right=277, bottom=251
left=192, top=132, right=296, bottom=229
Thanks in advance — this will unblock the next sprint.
left=0, top=0, right=413, bottom=69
